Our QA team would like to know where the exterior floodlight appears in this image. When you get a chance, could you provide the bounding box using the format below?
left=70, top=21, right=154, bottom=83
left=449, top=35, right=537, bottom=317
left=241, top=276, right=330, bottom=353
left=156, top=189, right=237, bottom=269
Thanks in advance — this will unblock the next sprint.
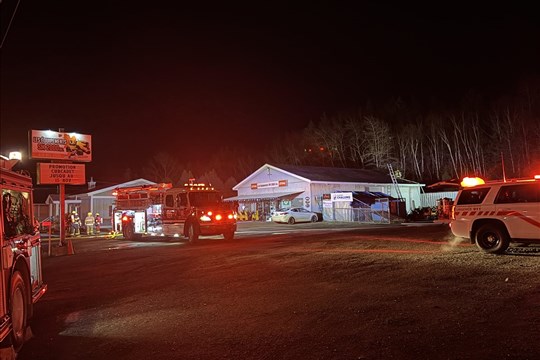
left=9, top=152, right=22, bottom=160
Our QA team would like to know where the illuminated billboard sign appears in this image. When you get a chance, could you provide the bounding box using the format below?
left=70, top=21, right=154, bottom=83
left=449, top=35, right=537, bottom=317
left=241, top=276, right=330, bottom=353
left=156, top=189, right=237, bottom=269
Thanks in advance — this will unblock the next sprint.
left=29, top=130, right=92, bottom=162
left=37, top=163, right=86, bottom=185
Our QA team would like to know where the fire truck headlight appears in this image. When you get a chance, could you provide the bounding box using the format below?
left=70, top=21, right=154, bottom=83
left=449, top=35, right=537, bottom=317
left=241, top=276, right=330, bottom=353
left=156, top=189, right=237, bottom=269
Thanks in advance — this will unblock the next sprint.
left=200, top=215, right=212, bottom=221
left=228, top=214, right=234, bottom=220
left=215, top=214, right=222, bottom=221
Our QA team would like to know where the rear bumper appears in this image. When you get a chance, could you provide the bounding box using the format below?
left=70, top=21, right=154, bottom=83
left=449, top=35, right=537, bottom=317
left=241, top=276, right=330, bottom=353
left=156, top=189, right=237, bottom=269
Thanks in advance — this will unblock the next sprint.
left=199, top=223, right=237, bottom=235
left=271, top=215, right=289, bottom=223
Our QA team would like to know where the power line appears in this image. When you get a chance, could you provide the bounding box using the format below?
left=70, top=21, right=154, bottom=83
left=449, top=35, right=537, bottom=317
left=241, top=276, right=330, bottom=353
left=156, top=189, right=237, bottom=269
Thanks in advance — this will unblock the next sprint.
left=0, top=0, right=22, bottom=49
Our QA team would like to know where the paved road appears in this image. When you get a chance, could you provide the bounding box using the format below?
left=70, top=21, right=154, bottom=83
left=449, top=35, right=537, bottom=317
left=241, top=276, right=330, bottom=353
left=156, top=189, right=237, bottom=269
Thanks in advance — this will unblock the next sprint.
left=18, top=221, right=540, bottom=360
left=39, top=221, right=402, bottom=254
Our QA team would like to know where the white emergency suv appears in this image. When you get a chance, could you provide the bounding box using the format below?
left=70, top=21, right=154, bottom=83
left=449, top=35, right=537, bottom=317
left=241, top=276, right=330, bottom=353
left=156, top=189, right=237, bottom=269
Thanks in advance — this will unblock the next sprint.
left=450, top=176, right=540, bottom=254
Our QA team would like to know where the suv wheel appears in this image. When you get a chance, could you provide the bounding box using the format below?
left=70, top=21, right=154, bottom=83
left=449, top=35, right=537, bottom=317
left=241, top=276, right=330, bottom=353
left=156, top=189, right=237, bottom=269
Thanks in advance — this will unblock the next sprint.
left=475, top=223, right=510, bottom=254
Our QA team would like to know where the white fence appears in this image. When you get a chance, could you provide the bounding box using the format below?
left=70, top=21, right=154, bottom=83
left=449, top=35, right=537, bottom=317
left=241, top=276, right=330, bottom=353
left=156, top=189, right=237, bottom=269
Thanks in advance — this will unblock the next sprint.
left=322, top=198, right=391, bottom=224
left=323, top=207, right=391, bottom=224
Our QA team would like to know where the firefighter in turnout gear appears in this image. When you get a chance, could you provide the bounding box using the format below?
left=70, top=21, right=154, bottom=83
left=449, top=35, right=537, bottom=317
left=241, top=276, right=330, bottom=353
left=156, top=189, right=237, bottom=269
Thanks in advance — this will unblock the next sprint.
left=95, top=212, right=102, bottom=233
left=85, top=212, right=95, bottom=235
left=70, top=210, right=81, bottom=236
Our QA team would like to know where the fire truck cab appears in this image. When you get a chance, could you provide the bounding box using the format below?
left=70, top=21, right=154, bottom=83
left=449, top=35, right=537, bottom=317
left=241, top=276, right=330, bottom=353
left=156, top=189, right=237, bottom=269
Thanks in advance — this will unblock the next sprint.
left=113, top=181, right=237, bottom=242
left=1, top=156, right=47, bottom=355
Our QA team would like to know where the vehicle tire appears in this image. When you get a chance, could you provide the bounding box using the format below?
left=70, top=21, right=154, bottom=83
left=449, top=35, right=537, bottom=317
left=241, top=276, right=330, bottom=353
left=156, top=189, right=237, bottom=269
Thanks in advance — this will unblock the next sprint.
left=188, top=224, right=199, bottom=243
left=223, top=230, right=235, bottom=240
left=10, top=271, right=28, bottom=352
left=122, top=223, right=134, bottom=240
left=475, top=223, right=510, bottom=254
left=310, top=215, right=318, bottom=223
left=288, top=217, right=295, bottom=225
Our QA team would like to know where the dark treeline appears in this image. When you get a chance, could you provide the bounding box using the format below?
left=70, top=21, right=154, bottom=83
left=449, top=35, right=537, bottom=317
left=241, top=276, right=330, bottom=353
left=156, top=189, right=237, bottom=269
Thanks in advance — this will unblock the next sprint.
left=138, top=81, right=540, bottom=189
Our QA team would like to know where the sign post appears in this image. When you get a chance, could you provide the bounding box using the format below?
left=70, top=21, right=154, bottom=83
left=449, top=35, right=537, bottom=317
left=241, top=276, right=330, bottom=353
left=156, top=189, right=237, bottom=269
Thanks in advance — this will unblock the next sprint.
left=29, top=129, right=92, bottom=255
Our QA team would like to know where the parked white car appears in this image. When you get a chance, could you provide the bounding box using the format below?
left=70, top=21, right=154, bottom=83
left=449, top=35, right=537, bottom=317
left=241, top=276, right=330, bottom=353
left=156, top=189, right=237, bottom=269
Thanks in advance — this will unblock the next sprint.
left=271, top=207, right=319, bottom=224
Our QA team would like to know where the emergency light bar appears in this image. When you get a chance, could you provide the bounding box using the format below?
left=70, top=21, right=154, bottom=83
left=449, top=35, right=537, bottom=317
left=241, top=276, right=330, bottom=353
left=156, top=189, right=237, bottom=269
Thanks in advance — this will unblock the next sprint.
left=184, top=182, right=215, bottom=191
left=183, top=183, right=212, bottom=187
left=460, top=175, right=539, bottom=187
left=460, top=177, right=486, bottom=187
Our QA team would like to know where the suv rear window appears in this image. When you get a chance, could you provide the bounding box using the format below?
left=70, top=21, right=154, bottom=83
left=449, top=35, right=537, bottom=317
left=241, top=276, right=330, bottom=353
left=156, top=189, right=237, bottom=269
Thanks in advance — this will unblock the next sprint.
left=494, top=183, right=540, bottom=204
left=456, top=187, right=491, bottom=205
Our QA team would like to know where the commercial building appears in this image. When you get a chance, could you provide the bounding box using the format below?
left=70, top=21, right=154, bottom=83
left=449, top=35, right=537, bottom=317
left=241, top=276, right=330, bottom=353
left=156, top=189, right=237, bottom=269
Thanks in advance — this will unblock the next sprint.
left=225, top=164, right=425, bottom=221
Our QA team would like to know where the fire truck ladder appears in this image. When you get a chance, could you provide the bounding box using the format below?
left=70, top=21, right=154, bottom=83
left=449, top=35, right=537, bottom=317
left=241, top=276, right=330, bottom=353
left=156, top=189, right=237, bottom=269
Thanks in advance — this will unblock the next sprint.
left=387, top=163, right=403, bottom=200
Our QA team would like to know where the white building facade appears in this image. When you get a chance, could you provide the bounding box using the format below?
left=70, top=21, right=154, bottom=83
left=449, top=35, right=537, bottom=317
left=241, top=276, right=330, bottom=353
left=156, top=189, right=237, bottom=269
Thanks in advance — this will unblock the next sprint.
left=227, top=164, right=424, bottom=220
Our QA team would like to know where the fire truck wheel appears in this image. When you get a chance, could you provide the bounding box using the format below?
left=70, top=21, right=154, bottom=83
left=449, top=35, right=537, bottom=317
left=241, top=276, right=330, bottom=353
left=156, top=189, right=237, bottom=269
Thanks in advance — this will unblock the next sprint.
left=188, top=224, right=199, bottom=243
left=123, top=223, right=134, bottom=240
left=10, top=271, right=28, bottom=352
left=475, top=223, right=510, bottom=254
left=223, top=230, right=235, bottom=240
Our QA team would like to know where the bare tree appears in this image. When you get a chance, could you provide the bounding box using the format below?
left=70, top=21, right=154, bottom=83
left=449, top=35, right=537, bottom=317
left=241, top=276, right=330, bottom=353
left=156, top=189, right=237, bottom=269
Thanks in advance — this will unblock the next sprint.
left=302, top=115, right=349, bottom=167
left=397, top=121, right=423, bottom=180
left=178, top=169, right=194, bottom=186
left=439, top=121, right=460, bottom=179
left=425, top=115, right=445, bottom=180
left=199, top=169, right=224, bottom=190
left=345, top=114, right=369, bottom=168
left=143, top=152, right=182, bottom=184
left=363, top=116, right=394, bottom=168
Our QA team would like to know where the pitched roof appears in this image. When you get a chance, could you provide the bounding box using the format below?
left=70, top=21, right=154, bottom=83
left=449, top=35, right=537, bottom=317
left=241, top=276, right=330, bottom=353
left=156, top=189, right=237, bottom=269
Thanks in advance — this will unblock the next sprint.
left=273, top=164, right=406, bottom=184
left=61, top=178, right=155, bottom=196
left=35, top=178, right=156, bottom=203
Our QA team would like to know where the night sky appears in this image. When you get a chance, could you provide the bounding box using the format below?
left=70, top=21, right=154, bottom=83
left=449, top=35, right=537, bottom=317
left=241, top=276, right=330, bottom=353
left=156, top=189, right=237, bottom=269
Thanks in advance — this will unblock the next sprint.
left=1, top=2, right=539, bottom=181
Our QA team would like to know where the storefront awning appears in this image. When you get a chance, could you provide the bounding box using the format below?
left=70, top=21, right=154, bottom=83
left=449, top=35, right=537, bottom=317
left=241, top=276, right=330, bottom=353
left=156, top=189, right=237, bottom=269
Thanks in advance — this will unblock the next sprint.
left=223, top=191, right=304, bottom=202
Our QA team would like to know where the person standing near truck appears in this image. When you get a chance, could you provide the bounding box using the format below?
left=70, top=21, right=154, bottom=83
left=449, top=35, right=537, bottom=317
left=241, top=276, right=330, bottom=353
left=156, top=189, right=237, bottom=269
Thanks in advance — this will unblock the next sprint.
left=70, top=211, right=81, bottom=236
left=84, top=212, right=95, bottom=235
left=94, top=212, right=102, bottom=234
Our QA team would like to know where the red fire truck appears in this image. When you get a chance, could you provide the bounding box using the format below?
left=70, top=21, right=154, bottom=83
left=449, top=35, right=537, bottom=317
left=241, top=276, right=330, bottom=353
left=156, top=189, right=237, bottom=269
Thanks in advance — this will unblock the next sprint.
left=1, top=156, right=47, bottom=355
left=112, top=181, right=237, bottom=242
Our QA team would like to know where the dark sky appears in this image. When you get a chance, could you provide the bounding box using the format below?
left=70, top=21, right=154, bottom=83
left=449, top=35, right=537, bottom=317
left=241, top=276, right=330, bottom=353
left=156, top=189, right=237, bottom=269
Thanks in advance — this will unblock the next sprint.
left=1, top=1, right=539, bottom=181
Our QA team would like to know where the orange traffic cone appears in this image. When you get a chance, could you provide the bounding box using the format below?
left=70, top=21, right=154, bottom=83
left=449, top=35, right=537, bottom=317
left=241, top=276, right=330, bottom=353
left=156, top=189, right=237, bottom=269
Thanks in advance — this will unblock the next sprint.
left=67, top=239, right=75, bottom=255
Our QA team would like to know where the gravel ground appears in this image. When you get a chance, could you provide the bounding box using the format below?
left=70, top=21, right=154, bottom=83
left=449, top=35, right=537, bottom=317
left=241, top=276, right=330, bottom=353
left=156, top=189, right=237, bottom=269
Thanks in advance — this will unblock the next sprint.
left=16, top=222, right=540, bottom=360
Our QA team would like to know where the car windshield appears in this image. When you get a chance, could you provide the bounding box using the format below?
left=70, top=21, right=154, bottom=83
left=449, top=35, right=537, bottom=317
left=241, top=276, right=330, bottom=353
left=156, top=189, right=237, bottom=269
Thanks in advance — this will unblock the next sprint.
left=188, top=191, right=222, bottom=207
left=276, top=208, right=289, bottom=212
